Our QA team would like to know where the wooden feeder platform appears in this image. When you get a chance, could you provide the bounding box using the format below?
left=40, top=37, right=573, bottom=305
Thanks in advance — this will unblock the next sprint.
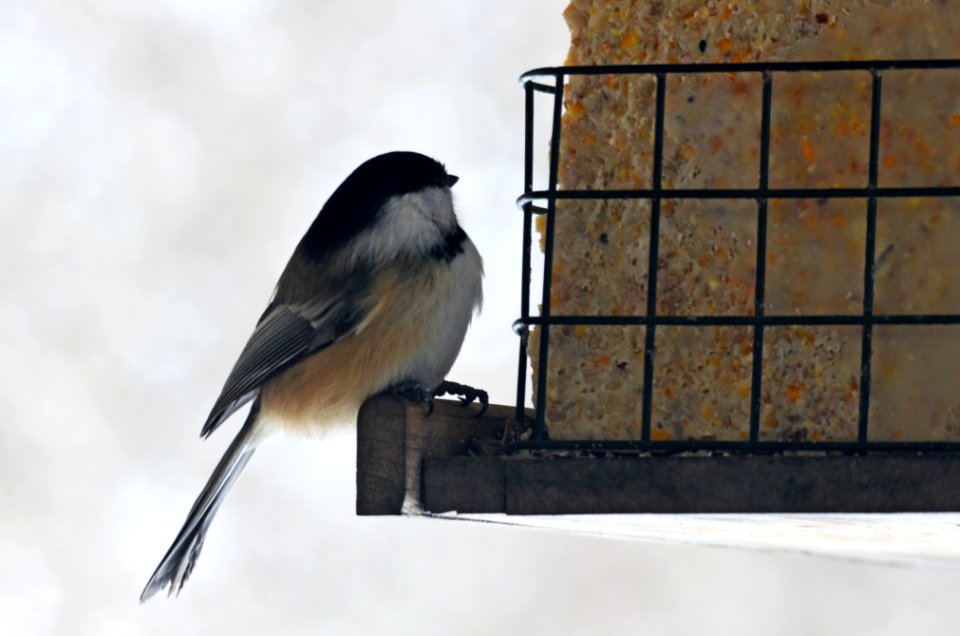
left=356, top=395, right=960, bottom=516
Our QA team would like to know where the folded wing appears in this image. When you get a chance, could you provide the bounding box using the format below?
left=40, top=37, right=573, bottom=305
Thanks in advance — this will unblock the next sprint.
left=200, top=290, right=370, bottom=438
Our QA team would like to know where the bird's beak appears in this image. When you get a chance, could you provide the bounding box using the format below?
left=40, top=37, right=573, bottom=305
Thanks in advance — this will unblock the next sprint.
left=445, top=174, right=459, bottom=187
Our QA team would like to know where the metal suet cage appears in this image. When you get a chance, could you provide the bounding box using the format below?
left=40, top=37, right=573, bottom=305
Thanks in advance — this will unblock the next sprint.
left=514, top=59, right=960, bottom=456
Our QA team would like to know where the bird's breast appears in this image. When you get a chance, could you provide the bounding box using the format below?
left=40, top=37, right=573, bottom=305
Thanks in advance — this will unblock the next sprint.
left=259, top=244, right=482, bottom=433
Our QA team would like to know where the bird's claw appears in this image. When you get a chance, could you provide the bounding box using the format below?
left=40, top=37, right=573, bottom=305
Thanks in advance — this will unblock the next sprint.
left=390, top=380, right=489, bottom=418
left=390, top=381, right=435, bottom=416
left=433, top=381, right=489, bottom=417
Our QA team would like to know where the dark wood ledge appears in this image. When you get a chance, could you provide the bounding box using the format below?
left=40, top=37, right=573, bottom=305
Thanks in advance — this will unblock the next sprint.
left=357, top=394, right=960, bottom=515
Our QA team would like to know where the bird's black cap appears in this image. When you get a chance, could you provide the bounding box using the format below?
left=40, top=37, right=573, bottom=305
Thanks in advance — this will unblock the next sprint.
left=300, top=151, right=456, bottom=259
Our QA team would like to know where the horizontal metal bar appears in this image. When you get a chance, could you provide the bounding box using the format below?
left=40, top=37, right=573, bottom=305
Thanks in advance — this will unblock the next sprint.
left=505, top=439, right=960, bottom=454
left=514, top=314, right=960, bottom=327
left=519, top=59, right=960, bottom=83
left=517, top=186, right=960, bottom=207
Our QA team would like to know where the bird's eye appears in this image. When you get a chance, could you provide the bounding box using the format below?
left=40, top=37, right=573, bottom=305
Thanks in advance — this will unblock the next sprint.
left=444, top=174, right=459, bottom=187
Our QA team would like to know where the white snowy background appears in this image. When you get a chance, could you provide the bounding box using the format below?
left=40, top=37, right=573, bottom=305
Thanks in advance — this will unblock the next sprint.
left=2, top=1, right=960, bottom=634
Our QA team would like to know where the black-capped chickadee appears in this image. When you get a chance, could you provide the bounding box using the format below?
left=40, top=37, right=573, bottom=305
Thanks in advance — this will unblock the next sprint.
left=141, top=151, right=484, bottom=601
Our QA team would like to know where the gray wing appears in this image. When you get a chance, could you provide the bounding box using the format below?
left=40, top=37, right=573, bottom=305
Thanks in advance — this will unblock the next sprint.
left=200, top=291, right=370, bottom=438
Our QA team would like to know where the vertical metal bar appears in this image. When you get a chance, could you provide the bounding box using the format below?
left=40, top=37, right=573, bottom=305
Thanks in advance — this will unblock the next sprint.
left=858, top=70, right=883, bottom=445
left=532, top=72, right=565, bottom=440
left=640, top=72, right=667, bottom=444
left=749, top=71, right=773, bottom=444
left=516, top=82, right=535, bottom=423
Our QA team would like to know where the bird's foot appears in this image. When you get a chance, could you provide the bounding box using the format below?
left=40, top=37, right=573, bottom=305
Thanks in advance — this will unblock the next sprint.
left=433, top=380, right=489, bottom=417
left=389, top=381, right=436, bottom=416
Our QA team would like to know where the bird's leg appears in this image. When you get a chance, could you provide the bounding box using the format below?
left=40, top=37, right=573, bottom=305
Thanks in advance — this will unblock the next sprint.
left=433, top=381, right=489, bottom=417
left=389, top=380, right=435, bottom=416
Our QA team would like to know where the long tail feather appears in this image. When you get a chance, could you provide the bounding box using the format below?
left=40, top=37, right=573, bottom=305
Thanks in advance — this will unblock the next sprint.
left=140, top=401, right=261, bottom=601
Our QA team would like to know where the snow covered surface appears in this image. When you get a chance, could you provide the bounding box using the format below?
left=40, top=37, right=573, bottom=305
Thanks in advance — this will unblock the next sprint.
left=451, top=513, right=960, bottom=567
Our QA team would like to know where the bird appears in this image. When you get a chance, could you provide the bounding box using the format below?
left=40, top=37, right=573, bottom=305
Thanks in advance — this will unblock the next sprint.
left=140, top=151, right=485, bottom=601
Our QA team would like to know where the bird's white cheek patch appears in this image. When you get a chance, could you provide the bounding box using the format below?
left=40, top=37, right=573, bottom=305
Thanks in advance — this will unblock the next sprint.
left=344, top=188, right=455, bottom=264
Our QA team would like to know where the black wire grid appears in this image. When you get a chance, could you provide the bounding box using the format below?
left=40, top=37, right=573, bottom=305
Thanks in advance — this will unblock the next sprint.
left=513, top=59, right=960, bottom=454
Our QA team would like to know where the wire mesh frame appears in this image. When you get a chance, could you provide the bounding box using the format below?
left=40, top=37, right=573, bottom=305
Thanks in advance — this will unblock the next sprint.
left=513, top=59, right=960, bottom=454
